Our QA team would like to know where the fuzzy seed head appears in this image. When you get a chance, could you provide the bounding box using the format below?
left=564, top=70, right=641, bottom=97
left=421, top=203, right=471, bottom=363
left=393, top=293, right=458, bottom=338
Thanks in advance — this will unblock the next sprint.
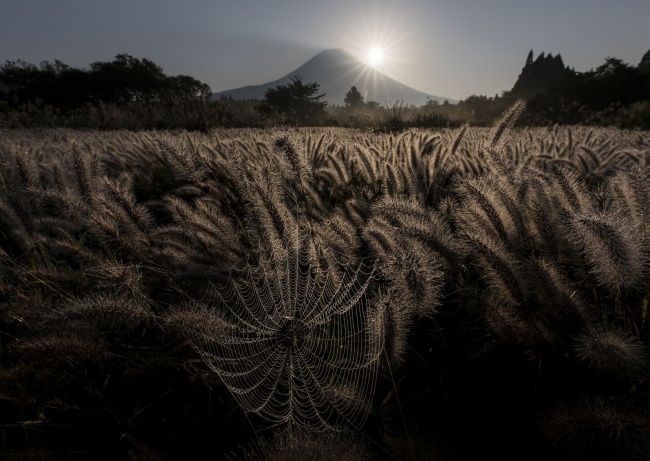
left=573, top=325, right=648, bottom=379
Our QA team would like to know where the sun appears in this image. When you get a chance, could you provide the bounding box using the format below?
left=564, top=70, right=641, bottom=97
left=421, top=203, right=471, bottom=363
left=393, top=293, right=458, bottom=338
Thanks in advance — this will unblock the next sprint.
left=367, top=47, right=384, bottom=67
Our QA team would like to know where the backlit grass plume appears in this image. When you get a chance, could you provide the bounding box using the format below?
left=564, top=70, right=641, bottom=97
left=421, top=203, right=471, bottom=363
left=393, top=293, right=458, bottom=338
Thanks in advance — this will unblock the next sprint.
left=227, top=426, right=374, bottom=461
left=378, top=238, right=444, bottom=320
left=568, top=210, right=647, bottom=293
left=542, top=395, right=650, bottom=456
left=2, top=122, right=650, bottom=459
left=573, top=324, right=648, bottom=379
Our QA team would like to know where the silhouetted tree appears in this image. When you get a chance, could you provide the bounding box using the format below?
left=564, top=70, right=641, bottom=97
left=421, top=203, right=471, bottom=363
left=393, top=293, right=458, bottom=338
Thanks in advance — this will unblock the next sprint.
left=519, top=54, right=650, bottom=125
left=0, top=54, right=213, bottom=111
left=344, top=86, right=364, bottom=107
left=89, top=54, right=168, bottom=104
left=166, top=75, right=211, bottom=100
left=0, top=59, right=91, bottom=109
left=639, top=49, right=650, bottom=74
left=564, top=57, right=647, bottom=110
left=509, top=50, right=572, bottom=98
left=456, top=94, right=512, bottom=124
left=257, top=75, right=327, bottom=125
left=525, top=49, right=534, bottom=67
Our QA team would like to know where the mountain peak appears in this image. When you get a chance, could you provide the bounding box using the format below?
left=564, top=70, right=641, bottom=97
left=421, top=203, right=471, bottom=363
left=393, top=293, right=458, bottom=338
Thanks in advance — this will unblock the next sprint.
left=308, top=48, right=353, bottom=59
left=293, top=48, right=356, bottom=72
left=315, top=48, right=349, bottom=56
left=213, top=49, right=454, bottom=106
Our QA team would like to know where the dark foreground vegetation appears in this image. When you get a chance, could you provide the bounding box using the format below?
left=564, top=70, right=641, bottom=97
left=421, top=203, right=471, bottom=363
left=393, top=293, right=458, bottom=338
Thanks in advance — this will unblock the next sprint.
left=1, top=49, right=649, bottom=131
left=1, top=101, right=650, bottom=459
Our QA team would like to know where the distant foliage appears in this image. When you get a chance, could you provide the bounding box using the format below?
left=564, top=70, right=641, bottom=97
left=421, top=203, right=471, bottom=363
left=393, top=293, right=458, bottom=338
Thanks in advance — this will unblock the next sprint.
left=257, top=75, right=328, bottom=126
left=0, top=54, right=211, bottom=109
left=0, top=54, right=223, bottom=131
left=508, top=49, right=650, bottom=127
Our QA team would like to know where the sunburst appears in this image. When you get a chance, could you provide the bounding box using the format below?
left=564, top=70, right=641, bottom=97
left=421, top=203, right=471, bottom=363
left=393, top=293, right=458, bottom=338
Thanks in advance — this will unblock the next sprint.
left=367, top=47, right=384, bottom=67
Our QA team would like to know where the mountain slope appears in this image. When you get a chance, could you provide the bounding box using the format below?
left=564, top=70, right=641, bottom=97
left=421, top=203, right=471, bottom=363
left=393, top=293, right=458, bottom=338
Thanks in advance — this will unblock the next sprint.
left=212, top=48, right=454, bottom=106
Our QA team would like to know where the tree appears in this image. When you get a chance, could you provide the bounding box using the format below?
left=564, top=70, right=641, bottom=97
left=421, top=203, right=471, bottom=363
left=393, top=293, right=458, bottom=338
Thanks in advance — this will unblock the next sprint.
left=344, top=86, right=364, bottom=107
left=89, top=54, right=168, bottom=104
left=594, top=57, right=634, bottom=77
left=166, top=75, right=211, bottom=100
left=257, top=75, right=327, bottom=125
left=639, top=49, right=650, bottom=74
left=525, top=49, right=534, bottom=68
left=509, top=50, right=572, bottom=98
left=0, top=59, right=94, bottom=110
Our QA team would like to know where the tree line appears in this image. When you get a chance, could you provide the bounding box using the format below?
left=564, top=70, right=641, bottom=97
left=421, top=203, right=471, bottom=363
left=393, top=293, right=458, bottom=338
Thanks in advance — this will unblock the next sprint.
left=1, top=50, right=650, bottom=130
left=0, top=54, right=211, bottom=110
left=455, top=49, right=650, bottom=128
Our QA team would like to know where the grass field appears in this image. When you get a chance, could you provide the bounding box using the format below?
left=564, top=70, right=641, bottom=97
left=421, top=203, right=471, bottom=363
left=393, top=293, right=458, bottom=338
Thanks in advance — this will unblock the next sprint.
left=1, top=108, right=650, bottom=459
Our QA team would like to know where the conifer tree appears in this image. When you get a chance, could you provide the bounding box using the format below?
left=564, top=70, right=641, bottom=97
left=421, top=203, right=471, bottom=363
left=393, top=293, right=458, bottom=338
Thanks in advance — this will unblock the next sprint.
left=344, top=86, right=364, bottom=107
left=257, top=75, right=327, bottom=125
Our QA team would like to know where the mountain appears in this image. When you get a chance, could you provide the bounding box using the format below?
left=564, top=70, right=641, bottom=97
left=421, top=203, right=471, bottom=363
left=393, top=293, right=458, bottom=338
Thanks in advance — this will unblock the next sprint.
left=212, top=48, right=454, bottom=106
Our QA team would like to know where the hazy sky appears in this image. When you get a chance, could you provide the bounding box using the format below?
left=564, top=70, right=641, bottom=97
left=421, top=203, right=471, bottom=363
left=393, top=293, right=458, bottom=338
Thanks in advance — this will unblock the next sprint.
left=1, top=0, right=649, bottom=100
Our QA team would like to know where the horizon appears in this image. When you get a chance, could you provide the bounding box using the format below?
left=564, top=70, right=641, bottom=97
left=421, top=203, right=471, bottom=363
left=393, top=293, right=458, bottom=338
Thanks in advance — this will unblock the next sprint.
left=1, top=0, right=649, bottom=101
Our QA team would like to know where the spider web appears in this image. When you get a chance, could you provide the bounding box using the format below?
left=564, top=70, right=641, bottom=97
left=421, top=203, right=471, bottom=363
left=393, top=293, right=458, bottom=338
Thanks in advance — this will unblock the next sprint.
left=183, top=233, right=382, bottom=429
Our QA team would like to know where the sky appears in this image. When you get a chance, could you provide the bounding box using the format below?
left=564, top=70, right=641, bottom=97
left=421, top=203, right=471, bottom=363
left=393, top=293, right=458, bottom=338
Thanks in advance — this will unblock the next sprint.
left=1, top=0, right=649, bottom=101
